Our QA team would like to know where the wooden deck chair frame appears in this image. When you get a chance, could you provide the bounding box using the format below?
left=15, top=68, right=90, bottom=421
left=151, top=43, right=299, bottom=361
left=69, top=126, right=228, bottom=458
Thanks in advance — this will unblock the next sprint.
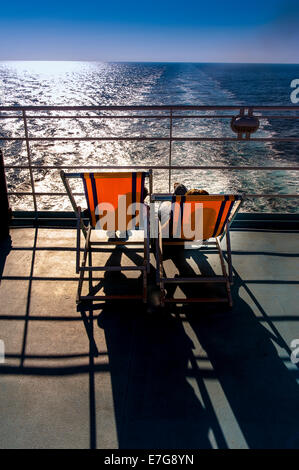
left=61, top=170, right=152, bottom=304
left=152, top=194, right=243, bottom=307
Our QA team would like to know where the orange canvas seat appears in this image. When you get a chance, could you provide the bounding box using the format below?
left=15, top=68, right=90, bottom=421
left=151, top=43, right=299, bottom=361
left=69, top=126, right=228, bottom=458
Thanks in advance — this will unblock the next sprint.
left=165, top=194, right=241, bottom=240
left=81, top=172, right=146, bottom=230
left=61, top=170, right=152, bottom=304
left=153, top=193, right=243, bottom=307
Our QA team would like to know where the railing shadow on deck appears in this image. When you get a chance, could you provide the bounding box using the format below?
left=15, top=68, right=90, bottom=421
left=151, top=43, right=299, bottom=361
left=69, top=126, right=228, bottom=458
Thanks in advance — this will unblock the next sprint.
left=81, top=245, right=299, bottom=449
left=0, top=231, right=299, bottom=449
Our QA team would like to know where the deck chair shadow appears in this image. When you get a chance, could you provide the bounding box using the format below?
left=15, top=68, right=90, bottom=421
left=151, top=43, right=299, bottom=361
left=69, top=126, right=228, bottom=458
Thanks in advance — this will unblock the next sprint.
left=61, top=170, right=152, bottom=303
left=153, top=194, right=243, bottom=307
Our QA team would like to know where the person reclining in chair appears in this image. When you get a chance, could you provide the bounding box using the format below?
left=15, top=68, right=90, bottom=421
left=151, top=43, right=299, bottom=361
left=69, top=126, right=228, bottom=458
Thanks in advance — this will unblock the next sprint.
left=159, top=183, right=209, bottom=239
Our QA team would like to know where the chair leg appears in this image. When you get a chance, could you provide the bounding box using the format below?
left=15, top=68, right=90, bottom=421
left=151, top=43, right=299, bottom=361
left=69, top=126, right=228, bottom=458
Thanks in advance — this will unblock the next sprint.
left=216, top=237, right=233, bottom=307
left=142, top=268, right=147, bottom=303
left=144, top=235, right=150, bottom=275
left=76, top=225, right=91, bottom=304
left=143, top=220, right=149, bottom=302
left=160, top=282, right=166, bottom=307
left=226, top=224, right=233, bottom=284
left=145, top=204, right=151, bottom=274
left=226, top=280, right=233, bottom=308
left=155, top=220, right=166, bottom=306
left=142, top=206, right=150, bottom=304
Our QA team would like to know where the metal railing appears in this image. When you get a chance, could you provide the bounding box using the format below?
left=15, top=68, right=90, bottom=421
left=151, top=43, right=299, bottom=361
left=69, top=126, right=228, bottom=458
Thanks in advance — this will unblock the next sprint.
left=0, top=105, right=298, bottom=217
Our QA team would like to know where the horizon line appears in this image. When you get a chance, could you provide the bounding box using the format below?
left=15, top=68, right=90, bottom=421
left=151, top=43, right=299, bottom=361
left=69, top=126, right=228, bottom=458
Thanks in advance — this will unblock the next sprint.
left=1, top=60, right=299, bottom=65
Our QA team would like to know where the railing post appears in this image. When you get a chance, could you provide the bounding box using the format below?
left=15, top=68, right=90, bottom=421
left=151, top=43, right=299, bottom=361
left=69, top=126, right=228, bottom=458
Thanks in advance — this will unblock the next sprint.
left=169, top=109, right=173, bottom=192
left=22, top=110, right=38, bottom=217
left=0, top=149, right=12, bottom=239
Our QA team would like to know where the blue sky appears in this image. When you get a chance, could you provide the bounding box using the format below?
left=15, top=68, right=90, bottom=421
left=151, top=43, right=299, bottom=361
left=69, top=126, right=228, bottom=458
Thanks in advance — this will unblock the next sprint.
left=0, top=0, right=298, bottom=62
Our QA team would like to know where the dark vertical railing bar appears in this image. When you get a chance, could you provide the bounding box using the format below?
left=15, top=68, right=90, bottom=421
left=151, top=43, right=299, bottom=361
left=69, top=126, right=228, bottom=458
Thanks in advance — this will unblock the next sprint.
left=169, top=109, right=173, bottom=192
left=22, top=110, right=38, bottom=215
left=0, top=149, right=12, bottom=238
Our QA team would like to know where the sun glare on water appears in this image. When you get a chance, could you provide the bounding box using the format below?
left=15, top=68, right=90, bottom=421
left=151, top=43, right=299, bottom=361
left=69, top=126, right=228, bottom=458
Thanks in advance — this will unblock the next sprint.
left=3, top=61, right=92, bottom=76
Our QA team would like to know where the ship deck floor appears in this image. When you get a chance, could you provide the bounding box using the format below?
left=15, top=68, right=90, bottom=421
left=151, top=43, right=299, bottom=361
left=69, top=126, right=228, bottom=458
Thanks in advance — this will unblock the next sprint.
left=0, top=226, right=298, bottom=449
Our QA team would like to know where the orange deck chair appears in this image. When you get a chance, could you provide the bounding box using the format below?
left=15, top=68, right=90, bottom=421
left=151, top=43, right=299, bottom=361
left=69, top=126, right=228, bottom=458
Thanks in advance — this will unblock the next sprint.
left=61, top=170, right=152, bottom=303
left=153, top=194, right=243, bottom=307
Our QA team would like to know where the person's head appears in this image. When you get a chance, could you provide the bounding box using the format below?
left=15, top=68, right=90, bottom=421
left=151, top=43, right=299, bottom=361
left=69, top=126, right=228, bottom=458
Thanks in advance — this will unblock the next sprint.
left=173, top=182, right=188, bottom=195
left=186, top=189, right=209, bottom=195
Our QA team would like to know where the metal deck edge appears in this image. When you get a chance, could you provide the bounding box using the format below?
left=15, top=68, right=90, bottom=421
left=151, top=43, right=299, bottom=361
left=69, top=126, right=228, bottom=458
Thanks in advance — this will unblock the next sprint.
left=9, top=211, right=299, bottom=231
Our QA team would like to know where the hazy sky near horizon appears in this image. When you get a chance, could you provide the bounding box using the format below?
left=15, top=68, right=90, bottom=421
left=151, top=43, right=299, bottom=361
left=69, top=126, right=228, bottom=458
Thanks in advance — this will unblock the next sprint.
left=0, top=0, right=298, bottom=62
